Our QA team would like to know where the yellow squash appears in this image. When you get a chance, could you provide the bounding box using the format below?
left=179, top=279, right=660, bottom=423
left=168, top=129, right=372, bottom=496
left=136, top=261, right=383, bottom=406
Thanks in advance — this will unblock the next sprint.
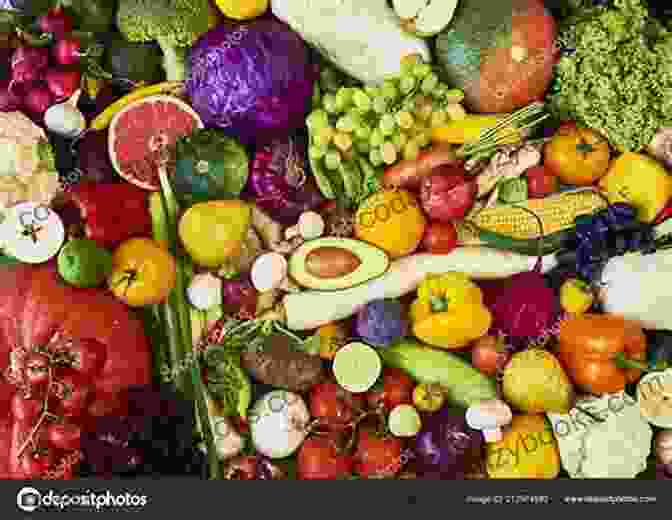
left=410, top=272, right=492, bottom=349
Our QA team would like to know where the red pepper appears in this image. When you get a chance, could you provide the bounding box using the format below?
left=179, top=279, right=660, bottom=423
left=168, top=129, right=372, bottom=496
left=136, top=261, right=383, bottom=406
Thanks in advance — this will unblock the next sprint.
left=66, top=182, right=152, bottom=249
left=655, top=200, right=672, bottom=225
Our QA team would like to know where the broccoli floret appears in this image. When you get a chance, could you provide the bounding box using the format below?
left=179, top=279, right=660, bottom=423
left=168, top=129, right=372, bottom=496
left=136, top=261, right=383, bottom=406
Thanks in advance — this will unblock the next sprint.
left=116, top=0, right=212, bottom=81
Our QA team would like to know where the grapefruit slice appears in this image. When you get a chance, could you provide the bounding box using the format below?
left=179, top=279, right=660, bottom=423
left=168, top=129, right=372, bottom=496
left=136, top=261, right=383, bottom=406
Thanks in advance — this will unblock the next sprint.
left=108, top=95, right=204, bottom=191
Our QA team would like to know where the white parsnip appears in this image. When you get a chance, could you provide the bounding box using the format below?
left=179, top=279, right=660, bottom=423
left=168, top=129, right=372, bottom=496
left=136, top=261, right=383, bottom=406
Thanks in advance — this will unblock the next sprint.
left=282, top=247, right=558, bottom=330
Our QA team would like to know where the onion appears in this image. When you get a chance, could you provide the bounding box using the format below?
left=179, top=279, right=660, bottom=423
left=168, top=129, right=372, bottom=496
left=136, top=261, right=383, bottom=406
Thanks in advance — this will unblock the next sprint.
left=24, top=83, right=53, bottom=115
left=0, top=79, right=23, bottom=111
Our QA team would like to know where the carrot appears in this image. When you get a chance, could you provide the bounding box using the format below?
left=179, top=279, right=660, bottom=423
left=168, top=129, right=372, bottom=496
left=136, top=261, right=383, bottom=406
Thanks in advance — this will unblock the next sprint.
left=382, top=144, right=461, bottom=190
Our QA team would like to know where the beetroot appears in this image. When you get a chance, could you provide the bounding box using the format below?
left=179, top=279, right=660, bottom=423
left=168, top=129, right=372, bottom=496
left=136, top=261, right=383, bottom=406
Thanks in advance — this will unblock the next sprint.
left=24, top=83, right=53, bottom=115
left=0, top=80, right=23, bottom=111
left=45, top=67, right=81, bottom=101
left=37, top=7, right=74, bottom=38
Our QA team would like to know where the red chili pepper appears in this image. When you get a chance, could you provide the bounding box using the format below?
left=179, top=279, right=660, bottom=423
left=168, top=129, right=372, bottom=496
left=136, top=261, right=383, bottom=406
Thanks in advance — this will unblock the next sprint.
left=66, top=182, right=153, bottom=249
left=655, top=201, right=672, bottom=225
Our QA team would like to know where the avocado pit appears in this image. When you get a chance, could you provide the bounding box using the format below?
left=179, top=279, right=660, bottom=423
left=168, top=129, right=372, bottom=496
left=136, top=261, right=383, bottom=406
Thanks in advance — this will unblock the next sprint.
left=305, top=246, right=361, bottom=279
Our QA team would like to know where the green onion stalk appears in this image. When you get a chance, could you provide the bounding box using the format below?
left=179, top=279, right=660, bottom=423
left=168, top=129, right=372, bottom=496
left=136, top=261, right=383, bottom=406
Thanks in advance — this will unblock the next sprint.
left=151, top=153, right=221, bottom=480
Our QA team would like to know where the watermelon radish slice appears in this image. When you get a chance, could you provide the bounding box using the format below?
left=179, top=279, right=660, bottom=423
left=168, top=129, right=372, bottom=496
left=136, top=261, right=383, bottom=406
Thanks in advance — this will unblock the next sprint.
left=108, top=95, right=204, bottom=191
left=392, top=0, right=458, bottom=37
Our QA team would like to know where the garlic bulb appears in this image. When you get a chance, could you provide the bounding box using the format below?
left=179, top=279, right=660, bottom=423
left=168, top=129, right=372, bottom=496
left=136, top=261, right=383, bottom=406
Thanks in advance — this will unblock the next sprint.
left=44, top=90, right=85, bottom=138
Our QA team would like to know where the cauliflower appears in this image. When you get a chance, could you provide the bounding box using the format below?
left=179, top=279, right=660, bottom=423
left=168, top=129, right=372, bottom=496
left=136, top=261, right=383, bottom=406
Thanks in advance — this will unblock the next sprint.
left=116, top=0, right=212, bottom=81
left=0, top=112, right=59, bottom=213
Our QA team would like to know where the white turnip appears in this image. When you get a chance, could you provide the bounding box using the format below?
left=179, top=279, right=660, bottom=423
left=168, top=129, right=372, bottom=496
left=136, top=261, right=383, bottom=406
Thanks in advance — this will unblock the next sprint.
left=249, top=390, right=310, bottom=459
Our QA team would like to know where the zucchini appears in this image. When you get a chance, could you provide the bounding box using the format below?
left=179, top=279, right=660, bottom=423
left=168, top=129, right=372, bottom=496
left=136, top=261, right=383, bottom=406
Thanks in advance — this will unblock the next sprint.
left=380, top=339, right=498, bottom=408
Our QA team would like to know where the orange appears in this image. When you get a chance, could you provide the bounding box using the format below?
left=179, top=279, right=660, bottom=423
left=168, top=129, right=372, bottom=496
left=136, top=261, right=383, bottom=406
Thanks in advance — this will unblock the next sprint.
left=108, top=238, right=176, bottom=307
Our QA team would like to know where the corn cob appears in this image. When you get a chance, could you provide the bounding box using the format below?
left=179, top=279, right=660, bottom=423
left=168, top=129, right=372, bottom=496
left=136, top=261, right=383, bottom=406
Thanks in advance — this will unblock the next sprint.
left=466, top=189, right=608, bottom=240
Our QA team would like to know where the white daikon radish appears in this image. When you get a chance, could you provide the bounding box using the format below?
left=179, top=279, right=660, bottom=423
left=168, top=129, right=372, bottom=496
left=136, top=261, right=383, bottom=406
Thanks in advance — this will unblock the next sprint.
left=600, top=249, right=672, bottom=330
left=282, top=247, right=558, bottom=330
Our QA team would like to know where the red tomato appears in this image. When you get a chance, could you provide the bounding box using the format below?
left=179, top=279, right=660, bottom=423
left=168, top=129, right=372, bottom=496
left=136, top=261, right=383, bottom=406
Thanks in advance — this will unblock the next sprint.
left=24, top=352, right=50, bottom=386
left=297, top=435, right=353, bottom=480
left=309, top=381, right=364, bottom=431
left=46, top=421, right=82, bottom=451
left=64, top=339, right=107, bottom=376
left=365, top=368, right=414, bottom=412
left=354, top=429, right=404, bottom=479
left=525, top=166, right=558, bottom=198
left=54, top=369, right=93, bottom=418
left=470, top=335, right=511, bottom=376
left=10, top=393, right=43, bottom=423
left=422, top=222, right=458, bottom=254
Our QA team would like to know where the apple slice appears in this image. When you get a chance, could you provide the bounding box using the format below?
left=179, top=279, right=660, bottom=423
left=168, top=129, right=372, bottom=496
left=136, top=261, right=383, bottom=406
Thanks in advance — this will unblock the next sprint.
left=0, top=202, right=65, bottom=264
left=392, top=0, right=459, bottom=37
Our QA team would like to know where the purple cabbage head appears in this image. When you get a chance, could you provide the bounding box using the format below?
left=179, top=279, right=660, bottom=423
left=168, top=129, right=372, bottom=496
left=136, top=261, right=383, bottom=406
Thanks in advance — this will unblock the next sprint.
left=186, top=19, right=315, bottom=146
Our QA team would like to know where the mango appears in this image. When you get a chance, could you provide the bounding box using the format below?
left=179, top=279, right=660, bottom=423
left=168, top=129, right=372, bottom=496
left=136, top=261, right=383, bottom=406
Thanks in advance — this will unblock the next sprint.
left=486, top=414, right=561, bottom=479
left=598, top=152, right=672, bottom=223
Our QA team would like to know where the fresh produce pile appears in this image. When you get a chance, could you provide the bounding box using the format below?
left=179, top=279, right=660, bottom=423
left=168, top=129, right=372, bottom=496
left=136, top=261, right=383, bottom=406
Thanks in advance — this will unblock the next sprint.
left=1, top=0, right=672, bottom=481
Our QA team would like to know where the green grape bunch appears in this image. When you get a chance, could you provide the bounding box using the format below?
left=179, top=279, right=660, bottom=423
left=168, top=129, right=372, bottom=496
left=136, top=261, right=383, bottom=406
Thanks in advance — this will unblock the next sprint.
left=306, top=54, right=466, bottom=208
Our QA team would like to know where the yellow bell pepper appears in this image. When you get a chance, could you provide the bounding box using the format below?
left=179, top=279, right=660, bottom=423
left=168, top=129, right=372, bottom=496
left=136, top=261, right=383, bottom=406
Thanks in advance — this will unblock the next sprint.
left=410, top=272, right=492, bottom=350
left=431, top=115, right=523, bottom=146
left=598, top=152, right=672, bottom=223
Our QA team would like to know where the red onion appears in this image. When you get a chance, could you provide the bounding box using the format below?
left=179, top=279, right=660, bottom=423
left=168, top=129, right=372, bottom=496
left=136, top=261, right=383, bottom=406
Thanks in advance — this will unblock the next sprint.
left=24, top=83, right=53, bottom=115
left=221, top=275, right=257, bottom=319
left=0, top=79, right=23, bottom=111
left=37, top=7, right=74, bottom=38
left=247, top=137, right=324, bottom=224
left=45, top=67, right=81, bottom=101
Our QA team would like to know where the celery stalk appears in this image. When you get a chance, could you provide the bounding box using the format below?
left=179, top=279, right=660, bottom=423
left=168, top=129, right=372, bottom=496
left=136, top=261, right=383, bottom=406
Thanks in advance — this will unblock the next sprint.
left=156, top=163, right=221, bottom=480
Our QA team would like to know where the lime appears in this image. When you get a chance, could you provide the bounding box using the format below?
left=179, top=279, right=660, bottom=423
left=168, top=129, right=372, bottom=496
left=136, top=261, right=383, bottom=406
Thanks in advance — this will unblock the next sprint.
left=215, top=0, right=268, bottom=20
left=58, top=238, right=113, bottom=288
left=388, top=404, right=422, bottom=437
left=333, top=341, right=381, bottom=393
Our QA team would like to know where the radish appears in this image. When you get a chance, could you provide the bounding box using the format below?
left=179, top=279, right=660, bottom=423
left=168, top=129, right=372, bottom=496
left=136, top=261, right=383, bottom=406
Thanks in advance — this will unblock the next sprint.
left=53, top=37, right=82, bottom=66
left=37, top=7, right=74, bottom=38
left=45, top=67, right=81, bottom=101
left=0, top=80, right=23, bottom=112
left=10, top=47, right=49, bottom=84
left=24, top=84, right=53, bottom=115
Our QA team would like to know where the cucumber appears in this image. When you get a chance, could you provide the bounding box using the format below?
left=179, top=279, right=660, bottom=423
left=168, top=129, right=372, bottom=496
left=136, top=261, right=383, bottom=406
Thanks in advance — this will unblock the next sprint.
left=380, top=339, right=497, bottom=408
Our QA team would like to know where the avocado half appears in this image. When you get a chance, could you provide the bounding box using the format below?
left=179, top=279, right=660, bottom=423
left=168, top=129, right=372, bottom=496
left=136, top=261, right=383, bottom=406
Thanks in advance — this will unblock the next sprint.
left=288, top=237, right=390, bottom=291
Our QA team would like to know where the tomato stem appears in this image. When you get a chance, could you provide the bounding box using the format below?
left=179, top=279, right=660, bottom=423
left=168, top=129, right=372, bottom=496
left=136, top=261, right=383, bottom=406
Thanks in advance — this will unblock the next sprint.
left=613, top=352, right=652, bottom=372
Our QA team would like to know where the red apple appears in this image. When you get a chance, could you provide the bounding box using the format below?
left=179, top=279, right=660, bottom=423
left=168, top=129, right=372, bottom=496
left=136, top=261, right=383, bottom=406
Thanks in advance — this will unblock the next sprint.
left=526, top=166, right=558, bottom=198
left=420, top=168, right=476, bottom=222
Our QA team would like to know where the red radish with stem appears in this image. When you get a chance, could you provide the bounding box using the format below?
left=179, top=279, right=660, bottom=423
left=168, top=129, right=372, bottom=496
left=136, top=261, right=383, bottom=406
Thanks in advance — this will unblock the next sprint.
left=37, top=6, right=74, bottom=39
left=45, top=67, right=81, bottom=101
left=0, top=79, right=24, bottom=111
left=24, top=84, right=54, bottom=115
left=53, top=37, right=82, bottom=66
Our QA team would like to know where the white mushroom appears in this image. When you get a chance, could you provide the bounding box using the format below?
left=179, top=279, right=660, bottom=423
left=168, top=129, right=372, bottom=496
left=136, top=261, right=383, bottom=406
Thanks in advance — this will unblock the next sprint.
left=187, top=272, right=223, bottom=311
left=285, top=211, right=325, bottom=241
left=465, top=399, right=513, bottom=443
left=251, top=252, right=288, bottom=292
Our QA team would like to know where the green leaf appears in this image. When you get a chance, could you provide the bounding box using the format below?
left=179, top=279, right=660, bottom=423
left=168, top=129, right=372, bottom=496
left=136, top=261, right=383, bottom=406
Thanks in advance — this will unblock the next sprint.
left=61, top=0, right=115, bottom=33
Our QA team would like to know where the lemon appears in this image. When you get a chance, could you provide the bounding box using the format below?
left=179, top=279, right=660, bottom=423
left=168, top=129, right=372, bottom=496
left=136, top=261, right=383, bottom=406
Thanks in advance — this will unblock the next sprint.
left=354, top=189, right=426, bottom=258
left=215, top=0, right=269, bottom=20
left=58, top=239, right=113, bottom=288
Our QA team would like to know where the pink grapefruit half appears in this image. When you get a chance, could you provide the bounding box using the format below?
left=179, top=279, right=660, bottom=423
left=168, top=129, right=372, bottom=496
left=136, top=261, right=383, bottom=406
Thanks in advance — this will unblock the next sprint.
left=108, top=95, right=204, bottom=191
